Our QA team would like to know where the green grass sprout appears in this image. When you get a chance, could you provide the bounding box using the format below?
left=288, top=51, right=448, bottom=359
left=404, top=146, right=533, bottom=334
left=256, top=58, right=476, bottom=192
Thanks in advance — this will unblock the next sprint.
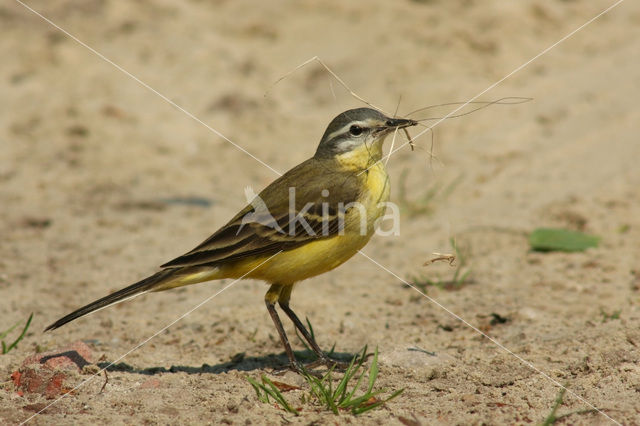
left=541, top=384, right=604, bottom=424
left=246, top=375, right=299, bottom=415
left=246, top=346, right=403, bottom=415
left=541, top=387, right=566, bottom=426
left=1, top=313, right=33, bottom=354
left=302, top=346, right=403, bottom=415
left=406, top=238, right=473, bottom=293
left=599, top=308, right=621, bottom=323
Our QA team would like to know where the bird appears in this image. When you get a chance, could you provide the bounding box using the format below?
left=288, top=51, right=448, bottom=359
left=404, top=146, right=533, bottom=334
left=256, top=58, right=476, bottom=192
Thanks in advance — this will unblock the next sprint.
left=46, top=107, right=418, bottom=373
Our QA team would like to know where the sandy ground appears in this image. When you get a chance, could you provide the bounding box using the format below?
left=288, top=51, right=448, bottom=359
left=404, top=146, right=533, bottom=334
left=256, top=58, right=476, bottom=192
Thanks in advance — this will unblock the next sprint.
left=1, top=0, right=640, bottom=424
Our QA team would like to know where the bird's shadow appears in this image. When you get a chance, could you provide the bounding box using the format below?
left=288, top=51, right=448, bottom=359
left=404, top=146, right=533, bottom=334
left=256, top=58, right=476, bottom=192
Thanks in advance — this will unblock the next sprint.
left=96, top=350, right=357, bottom=376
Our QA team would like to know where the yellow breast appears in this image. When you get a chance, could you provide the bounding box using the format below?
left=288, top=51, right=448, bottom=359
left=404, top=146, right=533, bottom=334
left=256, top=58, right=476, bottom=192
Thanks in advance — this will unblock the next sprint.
left=337, top=142, right=390, bottom=236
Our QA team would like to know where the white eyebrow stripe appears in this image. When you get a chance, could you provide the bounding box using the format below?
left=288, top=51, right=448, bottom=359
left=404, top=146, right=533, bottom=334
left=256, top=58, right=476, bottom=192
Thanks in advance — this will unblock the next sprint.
left=326, top=119, right=375, bottom=141
left=327, top=124, right=352, bottom=141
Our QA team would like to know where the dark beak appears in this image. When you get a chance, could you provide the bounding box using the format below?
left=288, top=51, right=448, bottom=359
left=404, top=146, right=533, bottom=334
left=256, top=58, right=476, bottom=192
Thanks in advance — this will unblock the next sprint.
left=384, top=117, right=417, bottom=129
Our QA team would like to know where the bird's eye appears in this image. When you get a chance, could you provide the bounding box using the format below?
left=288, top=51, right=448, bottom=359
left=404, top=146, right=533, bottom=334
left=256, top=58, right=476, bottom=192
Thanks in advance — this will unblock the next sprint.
left=349, top=125, right=363, bottom=136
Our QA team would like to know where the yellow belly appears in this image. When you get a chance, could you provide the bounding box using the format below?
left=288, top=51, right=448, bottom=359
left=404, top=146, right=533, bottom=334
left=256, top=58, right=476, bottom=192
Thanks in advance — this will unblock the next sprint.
left=221, top=234, right=369, bottom=284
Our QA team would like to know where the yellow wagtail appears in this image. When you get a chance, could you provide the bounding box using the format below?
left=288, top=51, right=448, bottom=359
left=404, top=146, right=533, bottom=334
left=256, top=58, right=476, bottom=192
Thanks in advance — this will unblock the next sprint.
left=46, top=108, right=417, bottom=372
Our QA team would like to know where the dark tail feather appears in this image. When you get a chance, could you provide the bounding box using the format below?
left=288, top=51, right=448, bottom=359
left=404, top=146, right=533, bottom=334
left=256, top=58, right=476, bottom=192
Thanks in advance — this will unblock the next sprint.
left=45, top=269, right=176, bottom=332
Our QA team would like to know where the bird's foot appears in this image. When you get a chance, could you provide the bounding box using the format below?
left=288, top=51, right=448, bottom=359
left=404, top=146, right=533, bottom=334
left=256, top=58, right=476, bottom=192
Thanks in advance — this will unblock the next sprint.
left=304, top=356, right=349, bottom=372
left=271, top=356, right=348, bottom=377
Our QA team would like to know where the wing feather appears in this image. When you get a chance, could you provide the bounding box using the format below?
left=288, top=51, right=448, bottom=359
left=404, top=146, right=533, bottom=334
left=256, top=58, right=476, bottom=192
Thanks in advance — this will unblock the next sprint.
left=161, top=158, right=361, bottom=268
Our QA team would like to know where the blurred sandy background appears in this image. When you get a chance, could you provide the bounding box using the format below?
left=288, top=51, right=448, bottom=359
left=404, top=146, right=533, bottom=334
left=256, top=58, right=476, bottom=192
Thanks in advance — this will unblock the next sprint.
left=1, top=0, right=639, bottom=424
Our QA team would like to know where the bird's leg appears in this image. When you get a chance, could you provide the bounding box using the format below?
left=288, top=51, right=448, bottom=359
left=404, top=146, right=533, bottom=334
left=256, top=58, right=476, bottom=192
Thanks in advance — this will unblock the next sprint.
left=265, top=283, right=303, bottom=374
left=278, top=285, right=348, bottom=371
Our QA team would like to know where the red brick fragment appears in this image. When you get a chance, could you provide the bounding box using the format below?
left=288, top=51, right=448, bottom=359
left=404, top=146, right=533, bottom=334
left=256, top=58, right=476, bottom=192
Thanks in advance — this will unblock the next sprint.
left=11, top=371, right=21, bottom=387
left=14, top=341, right=93, bottom=399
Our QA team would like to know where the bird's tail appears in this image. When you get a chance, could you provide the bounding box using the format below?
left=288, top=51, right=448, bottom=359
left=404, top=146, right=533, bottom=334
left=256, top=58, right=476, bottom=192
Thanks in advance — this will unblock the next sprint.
left=45, top=269, right=180, bottom=331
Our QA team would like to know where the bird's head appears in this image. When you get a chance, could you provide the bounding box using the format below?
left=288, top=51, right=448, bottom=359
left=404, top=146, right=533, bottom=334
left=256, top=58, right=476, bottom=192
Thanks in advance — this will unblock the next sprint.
left=314, top=108, right=417, bottom=163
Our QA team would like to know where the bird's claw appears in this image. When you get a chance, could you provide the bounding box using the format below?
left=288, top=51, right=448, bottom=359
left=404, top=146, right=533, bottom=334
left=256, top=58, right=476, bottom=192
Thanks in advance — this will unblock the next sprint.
left=304, top=356, right=349, bottom=372
left=271, top=356, right=348, bottom=377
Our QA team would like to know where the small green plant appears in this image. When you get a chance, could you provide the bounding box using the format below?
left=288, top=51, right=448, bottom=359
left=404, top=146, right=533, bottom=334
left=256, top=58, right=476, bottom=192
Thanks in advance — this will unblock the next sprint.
left=449, top=238, right=472, bottom=285
left=540, top=387, right=566, bottom=426
left=540, top=385, right=602, bottom=424
left=303, top=346, right=403, bottom=415
left=247, top=375, right=300, bottom=415
left=1, top=313, right=33, bottom=354
left=246, top=346, right=403, bottom=416
left=599, top=308, right=621, bottom=323
left=406, top=238, right=473, bottom=293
